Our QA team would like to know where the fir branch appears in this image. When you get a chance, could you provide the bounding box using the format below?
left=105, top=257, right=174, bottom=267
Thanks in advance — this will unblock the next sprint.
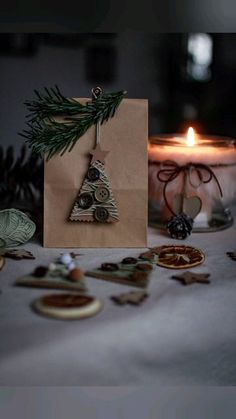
left=25, top=86, right=87, bottom=123
left=20, top=86, right=126, bottom=160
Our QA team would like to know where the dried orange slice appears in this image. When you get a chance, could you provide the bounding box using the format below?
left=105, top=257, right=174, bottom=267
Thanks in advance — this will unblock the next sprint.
left=156, top=245, right=205, bottom=269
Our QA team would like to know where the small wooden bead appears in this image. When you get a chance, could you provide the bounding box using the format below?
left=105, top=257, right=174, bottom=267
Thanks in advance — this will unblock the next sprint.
left=34, top=266, right=48, bottom=278
left=68, top=268, right=83, bottom=282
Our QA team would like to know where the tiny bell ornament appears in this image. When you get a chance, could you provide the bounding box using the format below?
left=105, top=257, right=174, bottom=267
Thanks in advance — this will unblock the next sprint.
left=20, top=85, right=126, bottom=224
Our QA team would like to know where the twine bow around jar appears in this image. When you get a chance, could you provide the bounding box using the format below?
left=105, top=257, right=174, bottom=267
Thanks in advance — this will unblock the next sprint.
left=156, top=160, right=223, bottom=216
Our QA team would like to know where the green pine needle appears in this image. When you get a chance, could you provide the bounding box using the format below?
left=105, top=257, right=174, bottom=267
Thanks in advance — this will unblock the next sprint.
left=20, top=86, right=126, bottom=160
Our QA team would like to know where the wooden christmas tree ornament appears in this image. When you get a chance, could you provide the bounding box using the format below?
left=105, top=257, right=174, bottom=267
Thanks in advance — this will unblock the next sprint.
left=69, top=87, right=119, bottom=223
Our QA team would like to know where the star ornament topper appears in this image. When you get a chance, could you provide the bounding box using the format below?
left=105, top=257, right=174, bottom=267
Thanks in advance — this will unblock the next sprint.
left=90, top=144, right=109, bottom=165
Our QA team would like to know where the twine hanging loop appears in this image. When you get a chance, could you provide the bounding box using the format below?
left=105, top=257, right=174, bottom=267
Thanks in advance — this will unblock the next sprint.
left=157, top=160, right=223, bottom=215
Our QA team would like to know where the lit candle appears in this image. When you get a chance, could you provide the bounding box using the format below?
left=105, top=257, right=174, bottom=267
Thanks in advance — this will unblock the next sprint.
left=148, top=128, right=236, bottom=229
left=149, top=127, right=236, bottom=165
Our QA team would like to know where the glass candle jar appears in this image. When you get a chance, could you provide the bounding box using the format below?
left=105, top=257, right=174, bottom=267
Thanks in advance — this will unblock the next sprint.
left=148, top=133, right=236, bottom=232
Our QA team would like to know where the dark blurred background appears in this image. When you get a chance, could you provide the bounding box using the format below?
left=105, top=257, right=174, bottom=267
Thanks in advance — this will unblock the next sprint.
left=0, top=33, right=235, bottom=212
left=0, top=33, right=235, bottom=151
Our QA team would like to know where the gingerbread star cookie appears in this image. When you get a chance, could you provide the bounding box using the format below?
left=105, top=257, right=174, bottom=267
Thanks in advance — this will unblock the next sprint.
left=171, top=271, right=211, bottom=285
left=226, top=252, right=236, bottom=261
left=1, top=249, right=35, bottom=260
left=111, top=290, right=148, bottom=306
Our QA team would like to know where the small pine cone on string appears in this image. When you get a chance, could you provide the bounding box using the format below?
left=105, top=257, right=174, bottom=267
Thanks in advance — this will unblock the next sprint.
left=167, top=213, right=193, bottom=240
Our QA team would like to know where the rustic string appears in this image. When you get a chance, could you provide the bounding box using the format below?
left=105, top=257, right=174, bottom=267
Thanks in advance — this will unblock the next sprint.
left=153, top=160, right=224, bottom=216
left=92, top=87, right=102, bottom=146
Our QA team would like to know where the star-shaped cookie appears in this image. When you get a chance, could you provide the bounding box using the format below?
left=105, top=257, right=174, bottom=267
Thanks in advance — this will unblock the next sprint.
left=226, top=252, right=236, bottom=261
left=171, top=271, right=211, bottom=285
left=111, top=290, right=148, bottom=306
left=1, top=249, right=35, bottom=260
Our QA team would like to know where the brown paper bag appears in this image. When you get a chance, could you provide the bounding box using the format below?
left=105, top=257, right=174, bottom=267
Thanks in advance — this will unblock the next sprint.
left=44, top=98, right=148, bottom=247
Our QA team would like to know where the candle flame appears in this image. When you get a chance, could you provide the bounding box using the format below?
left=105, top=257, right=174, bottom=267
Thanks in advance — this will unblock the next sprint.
left=186, top=127, right=196, bottom=146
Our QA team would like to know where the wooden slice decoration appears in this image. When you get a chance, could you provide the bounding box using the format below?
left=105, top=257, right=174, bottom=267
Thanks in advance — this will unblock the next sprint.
left=33, top=293, right=103, bottom=320
left=156, top=245, right=205, bottom=269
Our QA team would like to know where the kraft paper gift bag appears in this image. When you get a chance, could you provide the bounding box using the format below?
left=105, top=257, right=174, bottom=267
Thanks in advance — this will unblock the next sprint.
left=44, top=98, right=148, bottom=247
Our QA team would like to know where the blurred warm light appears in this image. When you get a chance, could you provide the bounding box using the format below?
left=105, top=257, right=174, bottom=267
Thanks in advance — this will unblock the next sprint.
left=186, top=127, right=196, bottom=146
left=187, top=33, right=213, bottom=81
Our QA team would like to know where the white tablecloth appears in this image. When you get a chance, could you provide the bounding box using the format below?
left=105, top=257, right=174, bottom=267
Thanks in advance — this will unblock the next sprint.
left=1, top=387, right=236, bottom=418
left=0, top=221, right=236, bottom=385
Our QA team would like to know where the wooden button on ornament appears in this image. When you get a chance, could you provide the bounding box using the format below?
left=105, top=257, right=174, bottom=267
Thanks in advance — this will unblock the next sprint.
left=87, top=167, right=100, bottom=182
left=101, top=263, right=119, bottom=271
left=95, top=186, right=110, bottom=203
left=121, top=257, right=138, bottom=264
left=77, top=192, right=93, bottom=209
left=94, top=207, right=109, bottom=222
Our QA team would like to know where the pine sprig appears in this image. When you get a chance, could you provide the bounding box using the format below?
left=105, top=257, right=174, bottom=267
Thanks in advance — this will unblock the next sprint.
left=20, top=86, right=126, bottom=160
left=25, top=86, right=87, bottom=123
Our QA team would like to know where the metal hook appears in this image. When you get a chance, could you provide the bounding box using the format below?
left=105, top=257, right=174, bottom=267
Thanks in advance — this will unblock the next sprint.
left=91, top=86, right=103, bottom=100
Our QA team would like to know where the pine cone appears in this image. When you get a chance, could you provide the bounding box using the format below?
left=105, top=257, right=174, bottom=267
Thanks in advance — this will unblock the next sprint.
left=167, top=213, right=193, bottom=240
